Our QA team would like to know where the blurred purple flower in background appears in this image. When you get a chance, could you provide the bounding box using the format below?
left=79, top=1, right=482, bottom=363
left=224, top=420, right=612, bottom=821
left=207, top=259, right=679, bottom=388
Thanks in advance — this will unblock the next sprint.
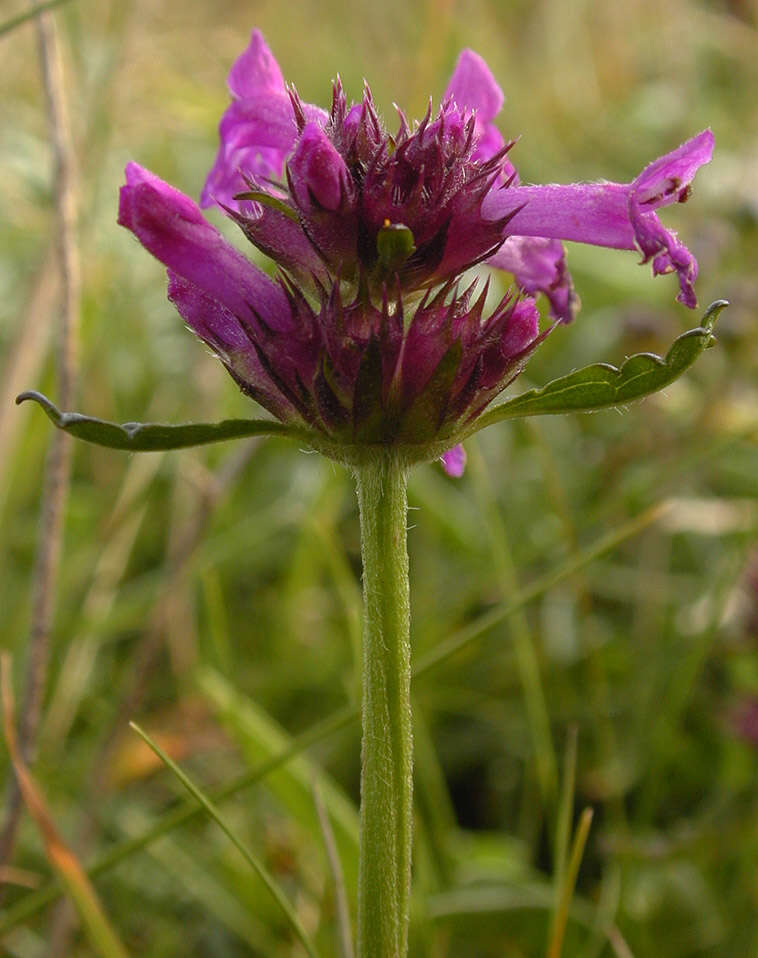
left=119, top=30, right=713, bottom=465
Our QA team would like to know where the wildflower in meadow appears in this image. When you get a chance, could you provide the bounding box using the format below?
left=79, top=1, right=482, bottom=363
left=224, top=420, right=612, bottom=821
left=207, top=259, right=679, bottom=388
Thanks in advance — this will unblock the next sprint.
left=21, top=30, right=719, bottom=958
left=118, top=30, right=713, bottom=472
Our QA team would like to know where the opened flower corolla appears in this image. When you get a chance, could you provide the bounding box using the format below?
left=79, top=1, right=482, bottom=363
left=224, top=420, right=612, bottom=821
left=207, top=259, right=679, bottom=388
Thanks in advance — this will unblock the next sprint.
left=119, top=30, right=713, bottom=465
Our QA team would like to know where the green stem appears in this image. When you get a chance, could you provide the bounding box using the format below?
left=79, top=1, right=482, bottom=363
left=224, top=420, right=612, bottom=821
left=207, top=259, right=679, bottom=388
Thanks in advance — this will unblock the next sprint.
left=354, top=454, right=413, bottom=958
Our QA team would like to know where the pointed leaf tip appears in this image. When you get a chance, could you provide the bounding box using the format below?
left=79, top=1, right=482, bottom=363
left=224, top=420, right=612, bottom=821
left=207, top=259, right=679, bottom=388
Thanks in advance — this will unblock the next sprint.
left=17, top=390, right=306, bottom=451
left=470, top=300, right=728, bottom=433
left=700, top=298, right=729, bottom=333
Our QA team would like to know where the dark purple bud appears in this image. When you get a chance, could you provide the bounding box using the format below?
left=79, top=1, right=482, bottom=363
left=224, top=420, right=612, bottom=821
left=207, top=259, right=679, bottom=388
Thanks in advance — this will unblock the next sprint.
left=288, top=123, right=352, bottom=212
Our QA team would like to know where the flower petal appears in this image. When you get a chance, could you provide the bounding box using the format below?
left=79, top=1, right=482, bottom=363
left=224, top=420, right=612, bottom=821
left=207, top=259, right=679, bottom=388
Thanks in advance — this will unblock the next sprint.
left=488, top=236, right=579, bottom=323
left=441, top=444, right=467, bottom=477
left=482, top=131, right=714, bottom=307
left=473, top=297, right=541, bottom=391
left=285, top=123, right=359, bottom=270
left=201, top=29, right=328, bottom=210
left=201, top=94, right=300, bottom=208
left=502, top=298, right=541, bottom=356
left=119, top=162, right=291, bottom=330
left=166, top=272, right=249, bottom=356
left=167, top=272, right=299, bottom=422
left=227, top=28, right=286, bottom=99
left=444, top=49, right=505, bottom=161
left=632, top=129, right=714, bottom=208
left=484, top=181, right=634, bottom=247
left=630, top=211, right=699, bottom=307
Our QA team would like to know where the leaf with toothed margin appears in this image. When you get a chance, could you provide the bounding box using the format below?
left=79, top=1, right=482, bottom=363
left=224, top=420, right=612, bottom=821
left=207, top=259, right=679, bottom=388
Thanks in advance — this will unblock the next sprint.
left=16, top=391, right=308, bottom=450
left=468, top=300, right=727, bottom=434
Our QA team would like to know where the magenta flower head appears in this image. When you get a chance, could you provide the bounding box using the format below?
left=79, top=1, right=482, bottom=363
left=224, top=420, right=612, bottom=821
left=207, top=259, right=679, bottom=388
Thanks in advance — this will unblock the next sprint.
left=118, top=30, right=713, bottom=469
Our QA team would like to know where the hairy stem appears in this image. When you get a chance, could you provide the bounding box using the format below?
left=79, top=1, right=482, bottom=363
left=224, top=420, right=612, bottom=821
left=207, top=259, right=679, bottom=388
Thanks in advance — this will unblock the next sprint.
left=354, top=454, right=413, bottom=958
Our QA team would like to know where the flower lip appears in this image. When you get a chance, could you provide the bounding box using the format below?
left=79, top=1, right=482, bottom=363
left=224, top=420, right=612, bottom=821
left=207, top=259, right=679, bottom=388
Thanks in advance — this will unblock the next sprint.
left=443, top=48, right=506, bottom=162
left=631, top=129, right=714, bottom=208
left=483, top=129, right=713, bottom=308
left=200, top=95, right=301, bottom=209
left=488, top=236, right=579, bottom=324
left=227, top=28, right=285, bottom=99
left=444, top=49, right=504, bottom=124
left=201, top=30, right=328, bottom=210
left=627, top=130, right=713, bottom=308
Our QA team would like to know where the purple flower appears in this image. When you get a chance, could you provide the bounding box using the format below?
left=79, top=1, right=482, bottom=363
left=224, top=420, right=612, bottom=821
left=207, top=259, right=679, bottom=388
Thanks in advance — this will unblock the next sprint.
left=441, top=445, right=467, bottom=478
left=119, top=30, right=713, bottom=467
left=483, top=129, right=714, bottom=309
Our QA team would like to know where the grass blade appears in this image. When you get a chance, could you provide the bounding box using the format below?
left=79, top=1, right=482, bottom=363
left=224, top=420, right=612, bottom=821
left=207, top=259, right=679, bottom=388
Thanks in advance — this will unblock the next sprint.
left=553, top=726, right=579, bottom=907
left=0, top=506, right=665, bottom=935
left=129, top=721, right=319, bottom=958
left=547, top=807, right=594, bottom=958
left=468, top=440, right=558, bottom=805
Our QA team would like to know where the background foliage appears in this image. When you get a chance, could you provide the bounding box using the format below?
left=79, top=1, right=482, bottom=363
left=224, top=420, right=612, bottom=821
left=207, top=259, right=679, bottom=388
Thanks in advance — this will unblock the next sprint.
left=2, top=0, right=757, bottom=954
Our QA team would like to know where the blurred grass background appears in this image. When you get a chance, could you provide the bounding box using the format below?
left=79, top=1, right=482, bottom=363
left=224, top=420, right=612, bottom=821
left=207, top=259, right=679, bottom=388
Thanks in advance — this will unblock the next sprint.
left=2, top=0, right=757, bottom=954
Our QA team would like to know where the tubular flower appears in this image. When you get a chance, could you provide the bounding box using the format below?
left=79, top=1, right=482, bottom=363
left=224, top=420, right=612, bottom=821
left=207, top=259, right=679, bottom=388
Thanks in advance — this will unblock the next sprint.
left=119, top=30, right=713, bottom=468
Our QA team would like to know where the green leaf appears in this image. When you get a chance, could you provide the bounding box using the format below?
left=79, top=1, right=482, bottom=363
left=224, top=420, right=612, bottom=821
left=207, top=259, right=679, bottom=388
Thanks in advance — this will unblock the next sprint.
left=547, top=807, right=594, bottom=958
left=197, top=666, right=359, bottom=888
left=16, top=390, right=309, bottom=451
left=470, top=300, right=727, bottom=434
